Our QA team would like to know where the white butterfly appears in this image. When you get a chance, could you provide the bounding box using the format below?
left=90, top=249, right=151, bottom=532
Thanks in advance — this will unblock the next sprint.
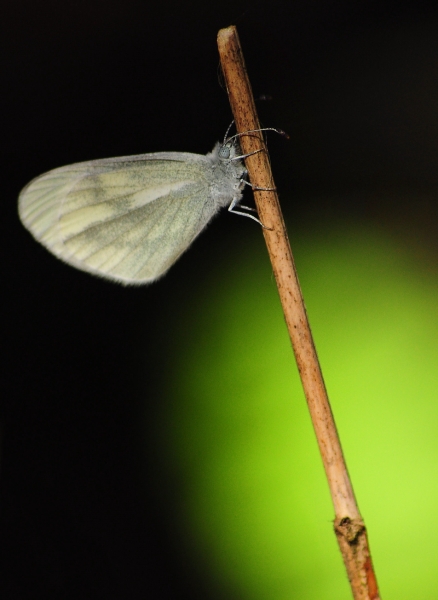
left=18, top=137, right=252, bottom=285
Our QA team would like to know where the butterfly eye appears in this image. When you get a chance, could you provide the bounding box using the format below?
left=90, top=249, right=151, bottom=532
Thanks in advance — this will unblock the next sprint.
left=218, top=144, right=231, bottom=160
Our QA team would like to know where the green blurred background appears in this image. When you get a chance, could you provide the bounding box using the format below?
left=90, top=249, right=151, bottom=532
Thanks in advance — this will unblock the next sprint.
left=3, top=1, right=438, bottom=598
left=163, top=225, right=438, bottom=599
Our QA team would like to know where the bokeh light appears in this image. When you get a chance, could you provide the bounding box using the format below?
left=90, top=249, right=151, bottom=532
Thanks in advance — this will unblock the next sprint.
left=164, top=223, right=438, bottom=599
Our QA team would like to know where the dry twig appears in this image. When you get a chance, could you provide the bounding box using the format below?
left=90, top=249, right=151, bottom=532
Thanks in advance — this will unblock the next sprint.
left=217, top=25, right=380, bottom=600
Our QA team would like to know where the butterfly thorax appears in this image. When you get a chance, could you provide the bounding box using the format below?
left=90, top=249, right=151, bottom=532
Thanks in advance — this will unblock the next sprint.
left=207, top=140, right=247, bottom=209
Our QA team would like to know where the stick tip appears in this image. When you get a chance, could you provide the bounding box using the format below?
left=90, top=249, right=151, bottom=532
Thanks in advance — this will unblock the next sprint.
left=217, top=25, right=237, bottom=44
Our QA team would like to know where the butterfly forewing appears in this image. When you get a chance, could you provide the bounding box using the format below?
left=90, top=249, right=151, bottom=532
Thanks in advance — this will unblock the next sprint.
left=19, top=154, right=215, bottom=283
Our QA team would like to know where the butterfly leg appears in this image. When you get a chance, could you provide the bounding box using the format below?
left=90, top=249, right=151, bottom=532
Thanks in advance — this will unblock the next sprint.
left=227, top=196, right=263, bottom=224
left=240, top=178, right=277, bottom=192
left=230, top=174, right=276, bottom=215
left=228, top=194, right=275, bottom=229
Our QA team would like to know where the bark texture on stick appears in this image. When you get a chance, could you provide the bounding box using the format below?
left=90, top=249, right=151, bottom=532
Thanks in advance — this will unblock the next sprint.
left=217, top=26, right=380, bottom=600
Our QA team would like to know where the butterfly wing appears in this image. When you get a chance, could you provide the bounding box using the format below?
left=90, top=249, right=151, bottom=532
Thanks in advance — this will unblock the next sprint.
left=19, top=153, right=217, bottom=284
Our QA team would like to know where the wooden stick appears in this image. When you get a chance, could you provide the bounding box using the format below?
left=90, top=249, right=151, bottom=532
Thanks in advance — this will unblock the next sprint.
left=217, top=26, right=380, bottom=600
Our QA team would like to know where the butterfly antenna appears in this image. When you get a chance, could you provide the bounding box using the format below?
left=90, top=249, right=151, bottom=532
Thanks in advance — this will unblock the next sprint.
left=225, top=127, right=289, bottom=144
left=223, top=121, right=236, bottom=143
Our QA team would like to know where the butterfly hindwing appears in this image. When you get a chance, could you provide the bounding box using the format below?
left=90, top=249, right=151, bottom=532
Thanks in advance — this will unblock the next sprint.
left=19, top=154, right=216, bottom=283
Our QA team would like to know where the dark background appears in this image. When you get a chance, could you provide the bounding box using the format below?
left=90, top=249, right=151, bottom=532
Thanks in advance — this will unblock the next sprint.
left=3, top=1, right=438, bottom=598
